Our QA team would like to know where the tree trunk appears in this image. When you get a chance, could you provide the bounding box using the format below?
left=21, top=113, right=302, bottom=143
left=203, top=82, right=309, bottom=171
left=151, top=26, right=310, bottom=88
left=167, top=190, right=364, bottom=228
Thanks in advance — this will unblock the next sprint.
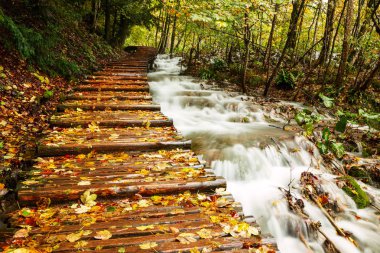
left=158, top=14, right=170, bottom=54
left=114, top=15, right=130, bottom=48
left=111, top=10, right=118, bottom=39
left=103, top=0, right=111, bottom=41
left=322, top=0, right=347, bottom=86
left=169, top=14, right=177, bottom=58
left=155, top=8, right=163, bottom=48
left=263, top=0, right=306, bottom=96
left=335, top=0, right=354, bottom=89
left=356, top=56, right=380, bottom=92
left=263, top=3, right=279, bottom=69
left=317, top=0, right=336, bottom=65
left=242, top=12, right=251, bottom=94
left=91, top=0, right=100, bottom=33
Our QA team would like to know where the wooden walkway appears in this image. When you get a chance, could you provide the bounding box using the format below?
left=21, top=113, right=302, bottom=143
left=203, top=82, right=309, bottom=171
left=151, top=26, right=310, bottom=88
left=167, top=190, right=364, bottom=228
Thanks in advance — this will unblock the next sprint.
left=2, top=47, right=276, bottom=252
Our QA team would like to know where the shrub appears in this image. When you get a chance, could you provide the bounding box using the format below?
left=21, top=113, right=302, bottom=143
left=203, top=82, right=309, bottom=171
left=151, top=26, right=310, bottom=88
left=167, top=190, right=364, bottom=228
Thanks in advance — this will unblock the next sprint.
left=199, top=68, right=215, bottom=80
left=275, top=69, right=301, bottom=90
left=211, top=58, right=226, bottom=71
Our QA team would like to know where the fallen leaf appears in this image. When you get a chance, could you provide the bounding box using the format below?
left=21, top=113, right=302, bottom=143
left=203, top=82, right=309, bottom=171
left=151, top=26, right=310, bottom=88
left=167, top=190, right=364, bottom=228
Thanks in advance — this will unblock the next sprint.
left=196, top=228, right=213, bottom=239
left=94, top=230, right=112, bottom=240
left=170, top=208, right=185, bottom=215
left=77, top=180, right=91, bottom=186
left=74, top=240, right=88, bottom=248
left=176, top=233, right=197, bottom=244
left=136, top=225, right=155, bottom=231
left=66, top=231, right=83, bottom=242
left=13, top=229, right=29, bottom=238
left=139, top=242, right=158, bottom=249
left=80, top=190, right=97, bottom=207
left=75, top=204, right=91, bottom=214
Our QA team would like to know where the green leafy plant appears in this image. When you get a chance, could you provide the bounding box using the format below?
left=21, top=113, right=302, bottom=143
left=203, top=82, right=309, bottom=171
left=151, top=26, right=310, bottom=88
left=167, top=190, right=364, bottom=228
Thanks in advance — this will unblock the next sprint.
left=211, top=58, right=226, bottom=71
left=319, top=93, right=334, bottom=108
left=335, top=116, right=348, bottom=133
left=199, top=68, right=215, bottom=80
left=341, top=176, right=370, bottom=208
left=294, top=109, right=322, bottom=136
left=316, top=127, right=345, bottom=158
left=275, top=69, right=301, bottom=90
left=0, top=66, right=6, bottom=78
left=43, top=90, right=54, bottom=99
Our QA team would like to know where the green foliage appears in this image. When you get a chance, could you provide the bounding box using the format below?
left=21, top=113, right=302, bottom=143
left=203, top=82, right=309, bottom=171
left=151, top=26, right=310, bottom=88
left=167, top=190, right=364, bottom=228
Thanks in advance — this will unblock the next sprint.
left=0, top=66, right=5, bottom=78
left=0, top=8, right=35, bottom=58
left=317, top=127, right=345, bottom=158
left=199, top=68, right=215, bottom=80
left=358, top=109, right=380, bottom=130
left=0, top=141, right=3, bottom=149
left=43, top=90, right=54, bottom=99
left=211, top=58, right=226, bottom=71
left=319, top=93, right=334, bottom=108
left=331, top=142, right=345, bottom=158
left=335, top=116, right=347, bottom=133
left=294, top=109, right=322, bottom=135
left=341, top=176, right=371, bottom=209
left=336, top=109, right=380, bottom=131
left=275, top=69, right=301, bottom=90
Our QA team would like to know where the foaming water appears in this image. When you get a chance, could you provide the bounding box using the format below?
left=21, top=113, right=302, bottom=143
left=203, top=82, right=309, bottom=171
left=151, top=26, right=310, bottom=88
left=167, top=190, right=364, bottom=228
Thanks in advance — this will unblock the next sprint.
left=148, top=55, right=380, bottom=253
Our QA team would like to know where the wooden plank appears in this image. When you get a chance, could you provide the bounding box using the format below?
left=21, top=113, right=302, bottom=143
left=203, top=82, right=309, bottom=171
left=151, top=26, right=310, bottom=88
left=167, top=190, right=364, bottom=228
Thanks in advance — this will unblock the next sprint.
left=51, top=118, right=173, bottom=128
left=74, top=85, right=150, bottom=92
left=66, top=94, right=152, bottom=100
left=63, top=236, right=249, bottom=253
left=18, top=177, right=226, bottom=203
left=57, top=103, right=160, bottom=111
left=37, top=140, right=192, bottom=156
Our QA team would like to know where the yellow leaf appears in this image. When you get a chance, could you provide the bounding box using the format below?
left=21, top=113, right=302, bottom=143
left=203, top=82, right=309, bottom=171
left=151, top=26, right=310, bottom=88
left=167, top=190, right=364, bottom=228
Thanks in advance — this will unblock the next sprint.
left=13, top=229, right=29, bottom=238
left=74, top=240, right=88, bottom=248
left=170, top=208, right=185, bottom=215
left=66, top=231, right=83, bottom=242
left=139, top=242, right=158, bottom=249
left=136, top=225, right=155, bottom=231
left=176, top=233, right=197, bottom=244
left=77, top=180, right=91, bottom=186
left=137, top=199, right=151, bottom=208
left=196, top=228, right=213, bottom=239
left=94, top=230, right=112, bottom=240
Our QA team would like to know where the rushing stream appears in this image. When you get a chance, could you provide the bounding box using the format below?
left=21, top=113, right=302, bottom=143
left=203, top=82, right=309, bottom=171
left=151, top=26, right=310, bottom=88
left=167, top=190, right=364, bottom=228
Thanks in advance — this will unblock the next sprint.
left=148, top=55, right=380, bottom=253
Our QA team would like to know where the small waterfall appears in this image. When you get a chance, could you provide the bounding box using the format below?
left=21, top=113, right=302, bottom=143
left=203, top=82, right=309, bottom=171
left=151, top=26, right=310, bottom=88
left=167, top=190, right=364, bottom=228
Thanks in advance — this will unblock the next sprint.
left=148, top=55, right=380, bottom=253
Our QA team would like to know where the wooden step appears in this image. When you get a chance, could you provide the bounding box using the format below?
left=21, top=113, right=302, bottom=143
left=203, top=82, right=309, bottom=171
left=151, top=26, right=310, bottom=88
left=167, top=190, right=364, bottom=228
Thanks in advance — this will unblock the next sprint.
left=19, top=177, right=225, bottom=203
left=57, top=102, right=160, bottom=111
left=4, top=46, right=275, bottom=253
left=66, top=94, right=152, bottom=101
left=82, top=79, right=148, bottom=84
left=51, top=110, right=168, bottom=122
left=37, top=126, right=190, bottom=156
left=74, top=85, right=150, bottom=92
left=38, top=140, right=191, bottom=156
left=8, top=191, right=272, bottom=252
left=66, top=91, right=150, bottom=100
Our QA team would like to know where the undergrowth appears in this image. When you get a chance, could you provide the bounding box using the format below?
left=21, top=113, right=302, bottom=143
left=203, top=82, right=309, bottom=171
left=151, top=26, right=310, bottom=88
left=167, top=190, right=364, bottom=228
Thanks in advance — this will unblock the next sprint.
left=0, top=2, right=117, bottom=79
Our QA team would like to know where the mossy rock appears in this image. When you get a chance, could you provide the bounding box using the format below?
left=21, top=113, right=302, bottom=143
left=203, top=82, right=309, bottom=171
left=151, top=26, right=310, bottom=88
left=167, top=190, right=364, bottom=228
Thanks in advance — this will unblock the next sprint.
left=348, top=166, right=372, bottom=184
left=340, top=176, right=371, bottom=209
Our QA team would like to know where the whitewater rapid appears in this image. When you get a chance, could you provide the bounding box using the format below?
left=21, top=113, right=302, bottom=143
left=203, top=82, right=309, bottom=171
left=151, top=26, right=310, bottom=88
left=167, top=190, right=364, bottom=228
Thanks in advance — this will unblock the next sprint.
left=148, top=55, right=380, bottom=253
